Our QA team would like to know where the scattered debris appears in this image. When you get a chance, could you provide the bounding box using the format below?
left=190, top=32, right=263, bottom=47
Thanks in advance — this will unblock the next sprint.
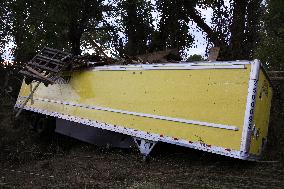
left=19, top=47, right=73, bottom=86
left=208, top=47, right=220, bottom=61
left=19, top=47, right=184, bottom=86
left=268, top=71, right=284, bottom=81
left=137, top=49, right=181, bottom=63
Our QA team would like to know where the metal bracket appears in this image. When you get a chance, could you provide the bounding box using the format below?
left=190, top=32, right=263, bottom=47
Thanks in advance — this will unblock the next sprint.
left=133, top=137, right=157, bottom=157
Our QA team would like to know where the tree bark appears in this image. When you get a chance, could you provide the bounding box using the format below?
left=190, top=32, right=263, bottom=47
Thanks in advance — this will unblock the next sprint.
left=229, top=0, right=248, bottom=60
left=68, top=18, right=83, bottom=56
left=67, top=0, right=97, bottom=56
left=244, top=0, right=261, bottom=59
left=70, top=34, right=82, bottom=56
left=125, top=1, right=138, bottom=56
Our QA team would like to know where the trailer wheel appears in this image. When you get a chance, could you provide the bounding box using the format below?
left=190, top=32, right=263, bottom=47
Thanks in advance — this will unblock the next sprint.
left=35, top=117, right=55, bottom=136
left=36, top=118, right=48, bottom=134
left=30, top=114, right=40, bottom=130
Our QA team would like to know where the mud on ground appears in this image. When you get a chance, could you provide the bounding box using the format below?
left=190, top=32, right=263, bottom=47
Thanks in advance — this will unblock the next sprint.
left=0, top=88, right=284, bottom=189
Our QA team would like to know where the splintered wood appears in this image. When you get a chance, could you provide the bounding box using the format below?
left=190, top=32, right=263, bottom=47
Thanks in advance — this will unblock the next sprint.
left=19, top=47, right=73, bottom=86
left=268, top=71, right=284, bottom=81
left=208, top=47, right=220, bottom=61
left=15, top=82, right=40, bottom=118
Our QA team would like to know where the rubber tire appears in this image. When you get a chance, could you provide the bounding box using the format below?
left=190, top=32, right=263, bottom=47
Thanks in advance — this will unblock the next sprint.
left=35, top=117, right=56, bottom=136
left=30, top=114, right=40, bottom=130
left=36, top=118, right=48, bottom=134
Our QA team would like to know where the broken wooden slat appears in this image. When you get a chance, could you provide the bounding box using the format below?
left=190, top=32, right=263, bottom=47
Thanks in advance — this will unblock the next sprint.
left=28, top=62, right=61, bottom=73
left=19, top=70, right=53, bottom=85
left=270, top=77, right=284, bottom=81
left=25, top=66, right=54, bottom=84
left=268, top=71, right=284, bottom=74
left=15, top=82, right=40, bottom=118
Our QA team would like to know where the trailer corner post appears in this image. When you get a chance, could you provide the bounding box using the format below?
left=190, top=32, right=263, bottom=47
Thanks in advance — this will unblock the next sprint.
left=240, top=59, right=260, bottom=159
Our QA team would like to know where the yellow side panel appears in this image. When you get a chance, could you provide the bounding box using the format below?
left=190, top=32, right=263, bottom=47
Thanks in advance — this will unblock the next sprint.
left=249, top=69, right=273, bottom=155
left=18, top=66, right=251, bottom=151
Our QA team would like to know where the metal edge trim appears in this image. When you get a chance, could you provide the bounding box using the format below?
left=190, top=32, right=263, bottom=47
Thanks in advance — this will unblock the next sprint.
left=91, top=61, right=251, bottom=68
left=93, top=65, right=246, bottom=71
left=15, top=104, right=249, bottom=160
left=240, top=59, right=260, bottom=158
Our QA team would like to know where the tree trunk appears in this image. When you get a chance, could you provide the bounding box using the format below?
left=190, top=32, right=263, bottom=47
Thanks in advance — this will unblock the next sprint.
left=124, top=1, right=139, bottom=56
left=229, top=0, right=248, bottom=60
left=70, top=34, right=82, bottom=56
left=244, top=0, right=261, bottom=59
left=68, top=18, right=83, bottom=56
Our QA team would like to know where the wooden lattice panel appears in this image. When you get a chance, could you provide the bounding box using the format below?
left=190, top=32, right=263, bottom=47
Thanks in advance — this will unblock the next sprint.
left=20, top=47, right=73, bottom=86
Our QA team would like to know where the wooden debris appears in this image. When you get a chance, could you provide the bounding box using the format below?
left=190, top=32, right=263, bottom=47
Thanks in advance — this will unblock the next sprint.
left=25, top=66, right=54, bottom=84
left=19, top=47, right=73, bottom=86
left=256, top=160, right=279, bottom=163
left=137, top=49, right=181, bottom=63
left=208, top=47, right=220, bottom=61
left=270, top=77, right=284, bottom=81
left=15, top=82, right=40, bottom=118
left=86, top=34, right=120, bottom=64
left=268, top=71, right=284, bottom=74
left=268, top=70, right=284, bottom=81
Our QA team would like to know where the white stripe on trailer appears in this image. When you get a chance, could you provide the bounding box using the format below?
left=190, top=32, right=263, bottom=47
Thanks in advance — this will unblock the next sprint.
left=17, top=96, right=239, bottom=131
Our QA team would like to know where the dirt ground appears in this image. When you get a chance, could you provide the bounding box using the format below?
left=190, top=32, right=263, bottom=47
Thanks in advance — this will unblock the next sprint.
left=0, top=85, right=284, bottom=189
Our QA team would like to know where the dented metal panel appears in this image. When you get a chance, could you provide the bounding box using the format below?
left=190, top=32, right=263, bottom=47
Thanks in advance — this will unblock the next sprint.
left=15, top=61, right=273, bottom=160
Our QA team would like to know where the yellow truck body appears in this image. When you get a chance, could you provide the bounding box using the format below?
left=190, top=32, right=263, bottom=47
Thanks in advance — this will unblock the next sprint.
left=15, top=60, right=273, bottom=160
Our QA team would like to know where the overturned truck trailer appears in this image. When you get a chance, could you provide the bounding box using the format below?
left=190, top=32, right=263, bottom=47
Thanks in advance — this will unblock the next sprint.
left=15, top=59, right=273, bottom=161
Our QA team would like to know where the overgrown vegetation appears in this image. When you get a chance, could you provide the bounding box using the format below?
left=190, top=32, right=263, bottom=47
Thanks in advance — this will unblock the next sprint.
left=0, top=1, right=284, bottom=188
left=0, top=0, right=283, bottom=102
left=1, top=0, right=283, bottom=63
left=255, top=0, right=284, bottom=70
